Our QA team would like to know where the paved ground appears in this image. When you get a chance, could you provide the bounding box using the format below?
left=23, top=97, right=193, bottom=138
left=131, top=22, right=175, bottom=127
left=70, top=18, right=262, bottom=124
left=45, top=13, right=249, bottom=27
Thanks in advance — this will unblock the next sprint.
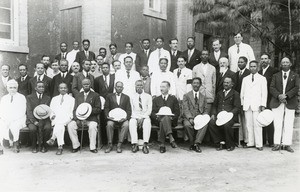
left=0, top=143, right=299, bottom=192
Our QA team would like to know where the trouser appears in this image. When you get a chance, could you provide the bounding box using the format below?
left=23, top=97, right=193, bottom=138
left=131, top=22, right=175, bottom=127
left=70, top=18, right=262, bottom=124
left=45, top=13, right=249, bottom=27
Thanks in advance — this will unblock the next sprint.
left=239, top=112, right=248, bottom=143
left=67, top=120, right=98, bottom=150
left=158, top=116, right=173, bottom=144
left=209, top=118, right=235, bottom=148
left=272, top=103, right=295, bottom=145
left=106, top=120, right=129, bottom=144
left=0, top=120, right=23, bottom=143
left=28, top=119, right=51, bottom=148
left=50, top=124, right=66, bottom=146
left=184, top=119, right=207, bottom=145
left=129, top=118, right=151, bottom=144
left=245, top=109, right=262, bottom=147
left=262, top=122, right=274, bottom=145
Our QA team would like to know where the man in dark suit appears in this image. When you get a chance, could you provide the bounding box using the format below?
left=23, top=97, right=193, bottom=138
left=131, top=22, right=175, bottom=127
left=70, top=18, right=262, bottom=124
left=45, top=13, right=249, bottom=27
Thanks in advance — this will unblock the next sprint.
left=67, top=78, right=101, bottom=153
left=104, top=81, right=132, bottom=153
left=270, top=57, right=299, bottom=153
left=26, top=81, right=52, bottom=153
left=51, top=59, right=73, bottom=97
left=16, top=64, right=31, bottom=96
left=151, top=81, right=180, bottom=153
left=94, top=63, right=115, bottom=98
left=258, top=53, right=279, bottom=147
left=29, top=63, right=52, bottom=96
left=181, top=37, right=201, bottom=70
left=208, top=38, right=228, bottom=72
left=55, top=42, right=68, bottom=61
left=107, top=43, right=122, bottom=65
left=0, top=64, right=12, bottom=98
left=75, top=39, right=96, bottom=67
left=72, top=60, right=94, bottom=97
left=135, top=39, right=152, bottom=73
left=216, top=57, right=236, bottom=93
left=182, top=77, right=209, bottom=153
left=169, top=38, right=182, bottom=72
left=209, top=76, right=241, bottom=151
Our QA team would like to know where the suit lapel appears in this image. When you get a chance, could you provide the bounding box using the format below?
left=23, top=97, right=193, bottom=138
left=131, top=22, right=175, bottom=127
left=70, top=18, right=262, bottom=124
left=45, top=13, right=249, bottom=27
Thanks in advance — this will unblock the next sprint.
left=188, top=91, right=196, bottom=107
left=224, top=89, right=233, bottom=100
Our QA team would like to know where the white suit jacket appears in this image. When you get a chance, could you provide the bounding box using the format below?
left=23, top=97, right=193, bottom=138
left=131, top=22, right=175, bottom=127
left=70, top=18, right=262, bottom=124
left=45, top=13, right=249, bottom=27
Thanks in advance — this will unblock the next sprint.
left=130, top=92, right=152, bottom=119
left=115, top=69, right=141, bottom=97
left=151, top=71, right=176, bottom=97
left=118, top=52, right=137, bottom=71
left=240, top=73, right=267, bottom=111
left=228, top=42, right=255, bottom=72
left=173, top=67, right=193, bottom=100
left=50, top=94, right=75, bottom=125
left=147, top=48, right=171, bottom=74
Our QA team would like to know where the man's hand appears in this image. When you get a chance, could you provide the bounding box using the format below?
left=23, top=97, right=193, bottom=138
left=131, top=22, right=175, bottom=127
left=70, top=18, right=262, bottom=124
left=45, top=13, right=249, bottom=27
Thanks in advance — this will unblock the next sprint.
left=34, top=121, right=39, bottom=126
left=118, top=118, right=126, bottom=123
left=156, top=115, right=162, bottom=122
left=278, top=94, right=287, bottom=102
left=107, top=117, right=114, bottom=121
left=51, top=115, right=56, bottom=121
left=259, top=106, right=265, bottom=112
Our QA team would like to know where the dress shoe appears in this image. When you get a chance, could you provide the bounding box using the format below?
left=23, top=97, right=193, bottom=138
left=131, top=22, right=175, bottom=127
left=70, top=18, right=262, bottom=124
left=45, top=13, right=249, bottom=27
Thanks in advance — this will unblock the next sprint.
left=256, top=147, right=263, bottom=151
left=269, top=144, right=275, bottom=148
left=194, top=144, right=202, bottom=153
left=272, top=145, right=280, bottom=151
left=46, top=139, right=55, bottom=146
left=105, top=144, right=113, bottom=153
left=72, top=147, right=80, bottom=153
left=142, top=145, right=149, bottom=154
left=227, top=146, right=235, bottom=151
left=13, top=142, right=20, bottom=153
left=216, top=144, right=225, bottom=151
left=90, top=149, right=98, bottom=153
left=0, top=149, right=3, bottom=155
left=159, top=146, right=166, bottom=153
left=284, top=146, right=294, bottom=153
left=170, top=141, right=177, bottom=148
left=116, top=143, right=122, bottom=153
left=41, top=147, right=48, bottom=153
left=56, top=148, right=63, bottom=155
left=32, top=148, right=38, bottom=153
left=132, top=144, right=139, bottom=153
left=189, top=145, right=195, bottom=150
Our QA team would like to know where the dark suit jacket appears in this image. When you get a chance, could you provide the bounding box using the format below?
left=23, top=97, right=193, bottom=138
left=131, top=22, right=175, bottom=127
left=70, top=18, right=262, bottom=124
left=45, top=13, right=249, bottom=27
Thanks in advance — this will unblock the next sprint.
left=269, top=71, right=299, bottom=110
left=26, top=92, right=51, bottom=124
left=136, top=49, right=152, bottom=72
left=73, top=91, right=101, bottom=122
left=55, top=52, right=68, bottom=61
left=94, top=74, right=115, bottom=98
left=259, top=66, right=279, bottom=106
left=51, top=73, right=73, bottom=97
left=181, top=49, right=201, bottom=70
left=0, top=76, right=12, bottom=98
left=16, top=75, right=32, bottom=96
left=72, top=72, right=94, bottom=97
left=28, top=75, right=52, bottom=96
left=104, top=93, right=132, bottom=120
left=208, top=51, right=228, bottom=71
left=235, top=68, right=251, bottom=93
left=182, top=91, right=209, bottom=119
left=75, top=50, right=96, bottom=65
left=212, top=89, right=241, bottom=122
left=151, top=95, right=180, bottom=127
left=169, top=50, right=182, bottom=72
left=216, top=69, right=236, bottom=93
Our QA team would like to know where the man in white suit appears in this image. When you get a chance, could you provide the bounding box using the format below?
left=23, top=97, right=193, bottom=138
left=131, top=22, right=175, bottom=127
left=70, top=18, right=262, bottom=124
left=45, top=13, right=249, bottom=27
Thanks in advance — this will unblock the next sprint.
left=240, top=60, right=267, bottom=150
left=48, top=83, right=75, bottom=155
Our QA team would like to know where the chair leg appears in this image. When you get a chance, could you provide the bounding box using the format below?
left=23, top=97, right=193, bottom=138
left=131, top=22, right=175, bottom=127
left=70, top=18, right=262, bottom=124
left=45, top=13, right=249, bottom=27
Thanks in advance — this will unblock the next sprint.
left=80, top=122, right=84, bottom=153
left=97, top=126, right=102, bottom=150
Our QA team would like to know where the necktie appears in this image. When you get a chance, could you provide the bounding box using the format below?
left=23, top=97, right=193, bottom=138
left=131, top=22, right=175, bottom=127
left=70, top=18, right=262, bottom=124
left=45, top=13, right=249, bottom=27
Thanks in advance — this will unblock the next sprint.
left=85, top=51, right=89, bottom=59
left=188, top=50, right=191, bottom=63
left=158, top=49, right=161, bottom=59
left=163, top=96, right=167, bottom=106
left=237, top=44, right=240, bottom=54
left=60, top=95, right=64, bottom=105
left=84, top=93, right=87, bottom=102
left=145, top=50, right=147, bottom=56
left=127, top=71, right=130, bottom=79
left=284, top=72, right=287, bottom=80
left=239, top=71, right=242, bottom=77
left=104, top=75, right=108, bottom=89
left=177, top=69, right=181, bottom=78
left=139, top=95, right=143, bottom=110
left=252, top=74, right=254, bottom=82
left=195, top=93, right=198, bottom=104
left=38, top=94, right=42, bottom=103
left=173, top=51, right=176, bottom=56
left=11, top=95, right=13, bottom=103
left=220, top=72, right=223, bottom=77
left=224, top=90, right=228, bottom=97
left=62, top=73, right=65, bottom=79
left=38, top=75, right=41, bottom=81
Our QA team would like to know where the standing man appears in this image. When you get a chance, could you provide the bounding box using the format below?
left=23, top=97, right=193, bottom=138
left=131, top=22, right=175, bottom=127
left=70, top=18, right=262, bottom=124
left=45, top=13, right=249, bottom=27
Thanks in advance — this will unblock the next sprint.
left=49, top=83, right=75, bottom=155
left=72, top=60, right=94, bottom=97
left=94, top=63, right=115, bottom=99
left=216, top=57, right=236, bottom=93
left=192, top=50, right=216, bottom=114
left=140, top=65, right=151, bottom=95
left=75, top=39, right=96, bottom=66
left=29, top=63, right=52, bottom=96
left=104, top=81, right=132, bottom=153
left=68, top=79, right=101, bottom=153
left=148, top=37, right=171, bottom=74
left=118, top=42, right=138, bottom=70
left=240, top=60, right=267, bottom=150
left=270, top=57, right=299, bottom=153
left=55, top=42, right=68, bottom=61
left=182, top=37, right=201, bottom=70
left=169, top=38, right=182, bottom=72
left=16, top=64, right=31, bottom=97
left=258, top=53, right=278, bottom=147
left=209, top=38, right=228, bottom=71
left=182, top=78, right=209, bottom=152
left=136, top=39, right=152, bottom=73
left=151, top=81, right=180, bottom=153
left=129, top=80, right=152, bottom=154
left=0, top=64, right=12, bottom=98
left=107, top=43, right=121, bottom=65
left=99, top=47, right=109, bottom=63
left=111, top=60, right=122, bottom=74
left=115, top=56, right=140, bottom=97
left=66, top=41, right=80, bottom=71
left=228, top=32, right=255, bottom=72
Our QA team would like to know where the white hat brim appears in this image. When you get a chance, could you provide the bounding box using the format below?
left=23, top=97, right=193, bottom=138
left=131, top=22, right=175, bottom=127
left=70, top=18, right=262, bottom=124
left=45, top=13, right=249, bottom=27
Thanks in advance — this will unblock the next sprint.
left=216, top=112, right=234, bottom=126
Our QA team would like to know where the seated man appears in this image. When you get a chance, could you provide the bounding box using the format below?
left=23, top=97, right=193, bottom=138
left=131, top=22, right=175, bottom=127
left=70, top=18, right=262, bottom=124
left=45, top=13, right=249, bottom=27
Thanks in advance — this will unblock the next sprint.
left=104, top=81, right=131, bottom=153
left=182, top=77, right=209, bottom=153
left=129, top=80, right=152, bottom=154
left=49, top=83, right=75, bottom=155
left=209, top=77, right=241, bottom=151
left=0, top=80, right=26, bottom=154
left=67, top=79, right=101, bottom=153
left=151, top=81, right=180, bottom=153
left=26, top=81, right=52, bottom=153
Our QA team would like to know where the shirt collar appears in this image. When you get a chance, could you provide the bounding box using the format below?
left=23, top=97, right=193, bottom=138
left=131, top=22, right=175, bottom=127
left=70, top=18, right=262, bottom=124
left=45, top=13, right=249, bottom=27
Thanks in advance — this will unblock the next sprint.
left=36, top=92, right=42, bottom=98
left=282, top=70, right=290, bottom=76
left=22, top=75, right=28, bottom=79
left=37, top=74, right=44, bottom=80
left=263, top=65, right=270, bottom=71
left=193, top=90, right=200, bottom=96
left=162, top=93, right=169, bottom=99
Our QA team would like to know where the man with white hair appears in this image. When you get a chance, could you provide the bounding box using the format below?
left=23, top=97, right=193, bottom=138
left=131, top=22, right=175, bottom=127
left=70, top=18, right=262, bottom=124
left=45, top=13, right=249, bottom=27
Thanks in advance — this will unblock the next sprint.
left=0, top=80, right=26, bottom=154
left=216, top=57, right=236, bottom=93
left=0, top=64, right=12, bottom=98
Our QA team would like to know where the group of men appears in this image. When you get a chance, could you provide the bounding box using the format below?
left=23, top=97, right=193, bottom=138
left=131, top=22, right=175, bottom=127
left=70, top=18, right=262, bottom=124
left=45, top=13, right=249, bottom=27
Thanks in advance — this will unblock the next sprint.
left=0, top=32, right=299, bottom=156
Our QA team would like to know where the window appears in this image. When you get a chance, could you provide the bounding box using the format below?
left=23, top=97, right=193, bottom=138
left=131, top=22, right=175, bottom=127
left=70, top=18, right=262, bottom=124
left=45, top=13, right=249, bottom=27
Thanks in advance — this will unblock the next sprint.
left=0, top=0, right=15, bottom=41
left=143, top=0, right=167, bottom=20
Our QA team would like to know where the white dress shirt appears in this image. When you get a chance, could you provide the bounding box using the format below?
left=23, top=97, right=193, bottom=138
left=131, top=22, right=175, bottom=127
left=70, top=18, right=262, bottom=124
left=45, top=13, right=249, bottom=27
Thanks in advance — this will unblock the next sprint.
left=147, top=48, right=171, bottom=74
left=151, top=70, right=176, bottom=97
left=115, top=69, right=141, bottom=97
left=50, top=94, right=75, bottom=125
left=66, top=49, right=80, bottom=70
left=214, top=51, right=221, bottom=61
left=173, top=67, right=193, bottom=100
left=103, top=74, right=110, bottom=86
left=228, top=42, right=255, bottom=72
left=116, top=93, right=121, bottom=105
left=118, top=52, right=137, bottom=71
left=130, top=91, right=153, bottom=119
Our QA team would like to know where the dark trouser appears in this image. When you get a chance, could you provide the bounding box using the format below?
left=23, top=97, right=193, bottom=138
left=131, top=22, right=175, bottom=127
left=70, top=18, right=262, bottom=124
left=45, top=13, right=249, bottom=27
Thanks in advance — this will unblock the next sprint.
left=209, top=118, right=235, bottom=148
left=28, top=119, right=51, bottom=149
left=183, top=119, right=207, bottom=145
left=106, top=120, right=129, bottom=144
left=262, top=122, right=274, bottom=145
left=158, top=116, right=173, bottom=144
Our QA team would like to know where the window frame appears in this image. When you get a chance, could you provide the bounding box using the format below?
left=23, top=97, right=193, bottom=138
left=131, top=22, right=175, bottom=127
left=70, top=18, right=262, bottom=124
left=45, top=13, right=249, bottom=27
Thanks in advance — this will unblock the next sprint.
left=143, top=0, right=167, bottom=20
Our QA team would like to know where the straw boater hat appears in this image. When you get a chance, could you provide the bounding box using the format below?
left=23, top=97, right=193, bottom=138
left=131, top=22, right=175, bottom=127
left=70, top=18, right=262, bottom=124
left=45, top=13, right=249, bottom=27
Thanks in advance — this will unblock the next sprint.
left=257, top=109, right=274, bottom=127
left=156, top=106, right=174, bottom=116
left=194, top=114, right=210, bottom=130
left=216, top=111, right=234, bottom=126
left=76, top=103, right=92, bottom=120
left=108, top=108, right=127, bottom=121
left=33, top=104, right=51, bottom=120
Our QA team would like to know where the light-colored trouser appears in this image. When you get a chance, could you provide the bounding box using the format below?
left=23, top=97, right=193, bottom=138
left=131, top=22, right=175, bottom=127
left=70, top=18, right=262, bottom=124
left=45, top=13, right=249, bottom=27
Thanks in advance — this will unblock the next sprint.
left=239, top=112, right=248, bottom=143
left=245, top=109, right=262, bottom=147
left=51, top=124, right=66, bottom=146
left=129, top=118, right=151, bottom=144
left=67, top=120, right=98, bottom=150
left=272, top=103, right=295, bottom=146
left=0, top=120, right=23, bottom=143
